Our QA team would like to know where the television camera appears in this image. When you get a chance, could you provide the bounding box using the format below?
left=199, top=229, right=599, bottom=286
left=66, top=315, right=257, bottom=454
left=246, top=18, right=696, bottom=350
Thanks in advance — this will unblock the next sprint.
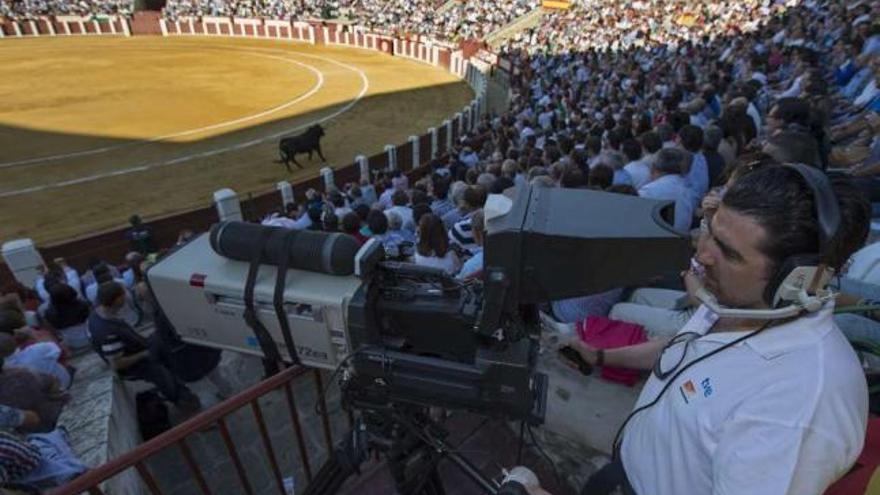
left=146, top=184, right=689, bottom=494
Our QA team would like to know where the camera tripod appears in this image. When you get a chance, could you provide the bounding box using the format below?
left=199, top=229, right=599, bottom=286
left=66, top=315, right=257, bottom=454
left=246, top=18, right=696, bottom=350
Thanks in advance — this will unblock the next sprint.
left=302, top=404, right=508, bottom=495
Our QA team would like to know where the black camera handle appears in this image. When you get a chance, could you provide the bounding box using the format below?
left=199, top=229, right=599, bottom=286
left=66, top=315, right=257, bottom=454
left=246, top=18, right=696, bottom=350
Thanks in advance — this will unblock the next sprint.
left=243, top=228, right=282, bottom=375
left=273, top=230, right=302, bottom=366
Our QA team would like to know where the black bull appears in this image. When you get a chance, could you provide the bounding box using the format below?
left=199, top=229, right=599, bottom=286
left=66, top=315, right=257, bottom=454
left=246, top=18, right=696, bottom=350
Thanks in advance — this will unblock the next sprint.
left=278, top=124, right=326, bottom=172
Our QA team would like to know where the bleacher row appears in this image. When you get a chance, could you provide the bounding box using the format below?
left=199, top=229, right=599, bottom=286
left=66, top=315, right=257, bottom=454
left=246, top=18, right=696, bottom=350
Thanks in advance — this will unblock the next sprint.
left=0, top=0, right=880, bottom=492
left=0, top=0, right=539, bottom=42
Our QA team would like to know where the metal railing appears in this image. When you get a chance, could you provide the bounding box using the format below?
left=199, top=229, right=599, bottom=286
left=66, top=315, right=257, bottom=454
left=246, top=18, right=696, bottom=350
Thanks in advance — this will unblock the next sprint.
left=49, top=366, right=336, bottom=495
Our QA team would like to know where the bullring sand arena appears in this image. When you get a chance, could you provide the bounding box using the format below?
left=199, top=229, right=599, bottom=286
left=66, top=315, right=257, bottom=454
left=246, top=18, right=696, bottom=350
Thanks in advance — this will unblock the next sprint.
left=0, top=36, right=473, bottom=244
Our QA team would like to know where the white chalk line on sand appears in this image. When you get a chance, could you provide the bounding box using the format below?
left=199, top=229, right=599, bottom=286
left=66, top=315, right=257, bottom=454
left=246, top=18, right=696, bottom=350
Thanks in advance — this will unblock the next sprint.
left=0, top=46, right=370, bottom=198
left=0, top=47, right=325, bottom=169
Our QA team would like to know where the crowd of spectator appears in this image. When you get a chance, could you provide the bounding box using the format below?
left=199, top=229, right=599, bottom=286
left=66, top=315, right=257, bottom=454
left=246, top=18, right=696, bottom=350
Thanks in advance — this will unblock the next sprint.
left=504, top=0, right=787, bottom=56
left=0, top=218, right=237, bottom=491
left=352, top=0, right=538, bottom=42
left=1, top=0, right=540, bottom=43
left=161, top=0, right=539, bottom=41
left=161, top=0, right=354, bottom=22
left=0, top=0, right=132, bottom=20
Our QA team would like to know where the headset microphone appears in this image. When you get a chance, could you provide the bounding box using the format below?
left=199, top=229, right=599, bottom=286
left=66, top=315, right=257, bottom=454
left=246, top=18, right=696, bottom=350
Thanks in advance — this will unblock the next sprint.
left=691, top=163, right=841, bottom=320
left=692, top=274, right=835, bottom=320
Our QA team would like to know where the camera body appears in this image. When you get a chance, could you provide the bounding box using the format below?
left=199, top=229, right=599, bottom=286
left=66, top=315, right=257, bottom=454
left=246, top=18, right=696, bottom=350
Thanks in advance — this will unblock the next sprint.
left=147, top=233, right=361, bottom=369
left=147, top=185, right=689, bottom=425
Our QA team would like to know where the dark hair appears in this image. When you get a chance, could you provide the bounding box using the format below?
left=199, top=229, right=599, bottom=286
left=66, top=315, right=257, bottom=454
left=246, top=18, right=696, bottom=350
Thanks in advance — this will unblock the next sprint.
left=561, top=167, right=587, bottom=189
left=411, top=189, right=430, bottom=206
left=655, top=123, right=673, bottom=143
left=588, top=165, right=614, bottom=190
left=367, top=210, right=388, bottom=235
left=669, top=111, right=690, bottom=133
left=322, top=211, right=338, bottom=231
left=45, top=284, right=89, bottom=329
left=770, top=97, right=811, bottom=127
left=44, top=263, right=65, bottom=291
left=432, top=175, right=450, bottom=199
left=622, top=139, right=643, bottom=161
left=654, top=148, right=687, bottom=175
left=607, top=184, right=638, bottom=196
left=341, top=212, right=361, bottom=235
left=491, top=176, right=515, bottom=194
left=49, top=283, right=79, bottom=306
left=328, top=190, right=345, bottom=208
left=462, top=186, right=487, bottom=210
left=719, top=107, right=756, bottom=150
left=96, top=281, right=125, bottom=308
left=354, top=204, right=370, bottom=221
left=678, top=125, right=704, bottom=153
left=640, top=131, right=662, bottom=154
left=764, top=130, right=820, bottom=167
left=412, top=203, right=432, bottom=226
left=391, top=189, right=409, bottom=207
left=417, top=214, right=449, bottom=258
left=0, top=310, right=25, bottom=335
left=607, top=127, right=627, bottom=150
left=93, top=263, right=113, bottom=284
left=721, top=167, right=870, bottom=273
left=307, top=206, right=323, bottom=225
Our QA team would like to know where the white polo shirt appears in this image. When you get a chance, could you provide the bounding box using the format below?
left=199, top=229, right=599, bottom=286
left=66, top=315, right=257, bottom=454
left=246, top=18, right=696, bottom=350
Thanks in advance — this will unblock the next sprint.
left=621, top=304, right=867, bottom=495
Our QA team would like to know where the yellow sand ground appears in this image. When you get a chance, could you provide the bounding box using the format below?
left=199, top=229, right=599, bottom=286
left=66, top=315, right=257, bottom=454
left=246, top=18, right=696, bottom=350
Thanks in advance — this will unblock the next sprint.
left=0, top=36, right=473, bottom=244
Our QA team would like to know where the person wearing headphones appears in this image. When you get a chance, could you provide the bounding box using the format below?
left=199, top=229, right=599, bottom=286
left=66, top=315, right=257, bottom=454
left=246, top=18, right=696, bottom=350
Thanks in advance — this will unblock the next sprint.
left=519, top=165, right=872, bottom=495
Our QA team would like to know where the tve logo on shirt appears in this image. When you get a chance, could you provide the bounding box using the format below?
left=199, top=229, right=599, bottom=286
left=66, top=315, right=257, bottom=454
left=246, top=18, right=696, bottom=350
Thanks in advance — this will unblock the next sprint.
left=679, top=378, right=714, bottom=404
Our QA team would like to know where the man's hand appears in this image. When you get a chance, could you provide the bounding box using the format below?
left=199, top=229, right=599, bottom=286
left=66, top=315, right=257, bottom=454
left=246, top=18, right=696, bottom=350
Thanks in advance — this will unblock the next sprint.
left=558, top=338, right=599, bottom=370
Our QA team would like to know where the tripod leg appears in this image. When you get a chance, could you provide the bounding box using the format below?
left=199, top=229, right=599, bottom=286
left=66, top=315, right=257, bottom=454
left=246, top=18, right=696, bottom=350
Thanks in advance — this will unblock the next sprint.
left=425, top=470, right=446, bottom=495
left=303, top=424, right=370, bottom=495
left=302, top=456, right=349, bottom=495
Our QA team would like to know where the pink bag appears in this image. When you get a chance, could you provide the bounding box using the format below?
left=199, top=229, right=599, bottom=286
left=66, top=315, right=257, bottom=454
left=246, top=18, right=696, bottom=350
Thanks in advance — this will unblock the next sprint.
left=575, top=316, right=647, bottom=387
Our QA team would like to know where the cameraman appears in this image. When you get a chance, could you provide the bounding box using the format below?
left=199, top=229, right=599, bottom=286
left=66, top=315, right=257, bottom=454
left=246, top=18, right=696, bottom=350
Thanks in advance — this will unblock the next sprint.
left=548, top=166, right=871, bottom=495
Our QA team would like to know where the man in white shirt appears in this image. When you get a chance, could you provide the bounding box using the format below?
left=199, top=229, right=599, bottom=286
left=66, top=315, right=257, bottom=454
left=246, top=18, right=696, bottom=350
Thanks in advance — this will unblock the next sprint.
left=638, top=148, right=694, bottom=232
left=529, top=166, right=870, bottom=495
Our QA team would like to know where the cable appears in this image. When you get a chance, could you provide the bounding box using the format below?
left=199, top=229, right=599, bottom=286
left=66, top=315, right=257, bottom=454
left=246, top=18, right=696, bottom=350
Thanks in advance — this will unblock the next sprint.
left=610, top=320, right=774, bottom=461
left=516, top=420, right=525, bottom=465
left=526, top=423, right=563, bottom=487
left=313, top=350, right=361, bottom=417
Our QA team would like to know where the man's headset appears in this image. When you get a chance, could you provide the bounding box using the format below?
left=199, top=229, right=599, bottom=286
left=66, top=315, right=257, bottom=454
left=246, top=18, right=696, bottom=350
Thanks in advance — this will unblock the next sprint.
left=694, top=163, right=842, bottom=320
